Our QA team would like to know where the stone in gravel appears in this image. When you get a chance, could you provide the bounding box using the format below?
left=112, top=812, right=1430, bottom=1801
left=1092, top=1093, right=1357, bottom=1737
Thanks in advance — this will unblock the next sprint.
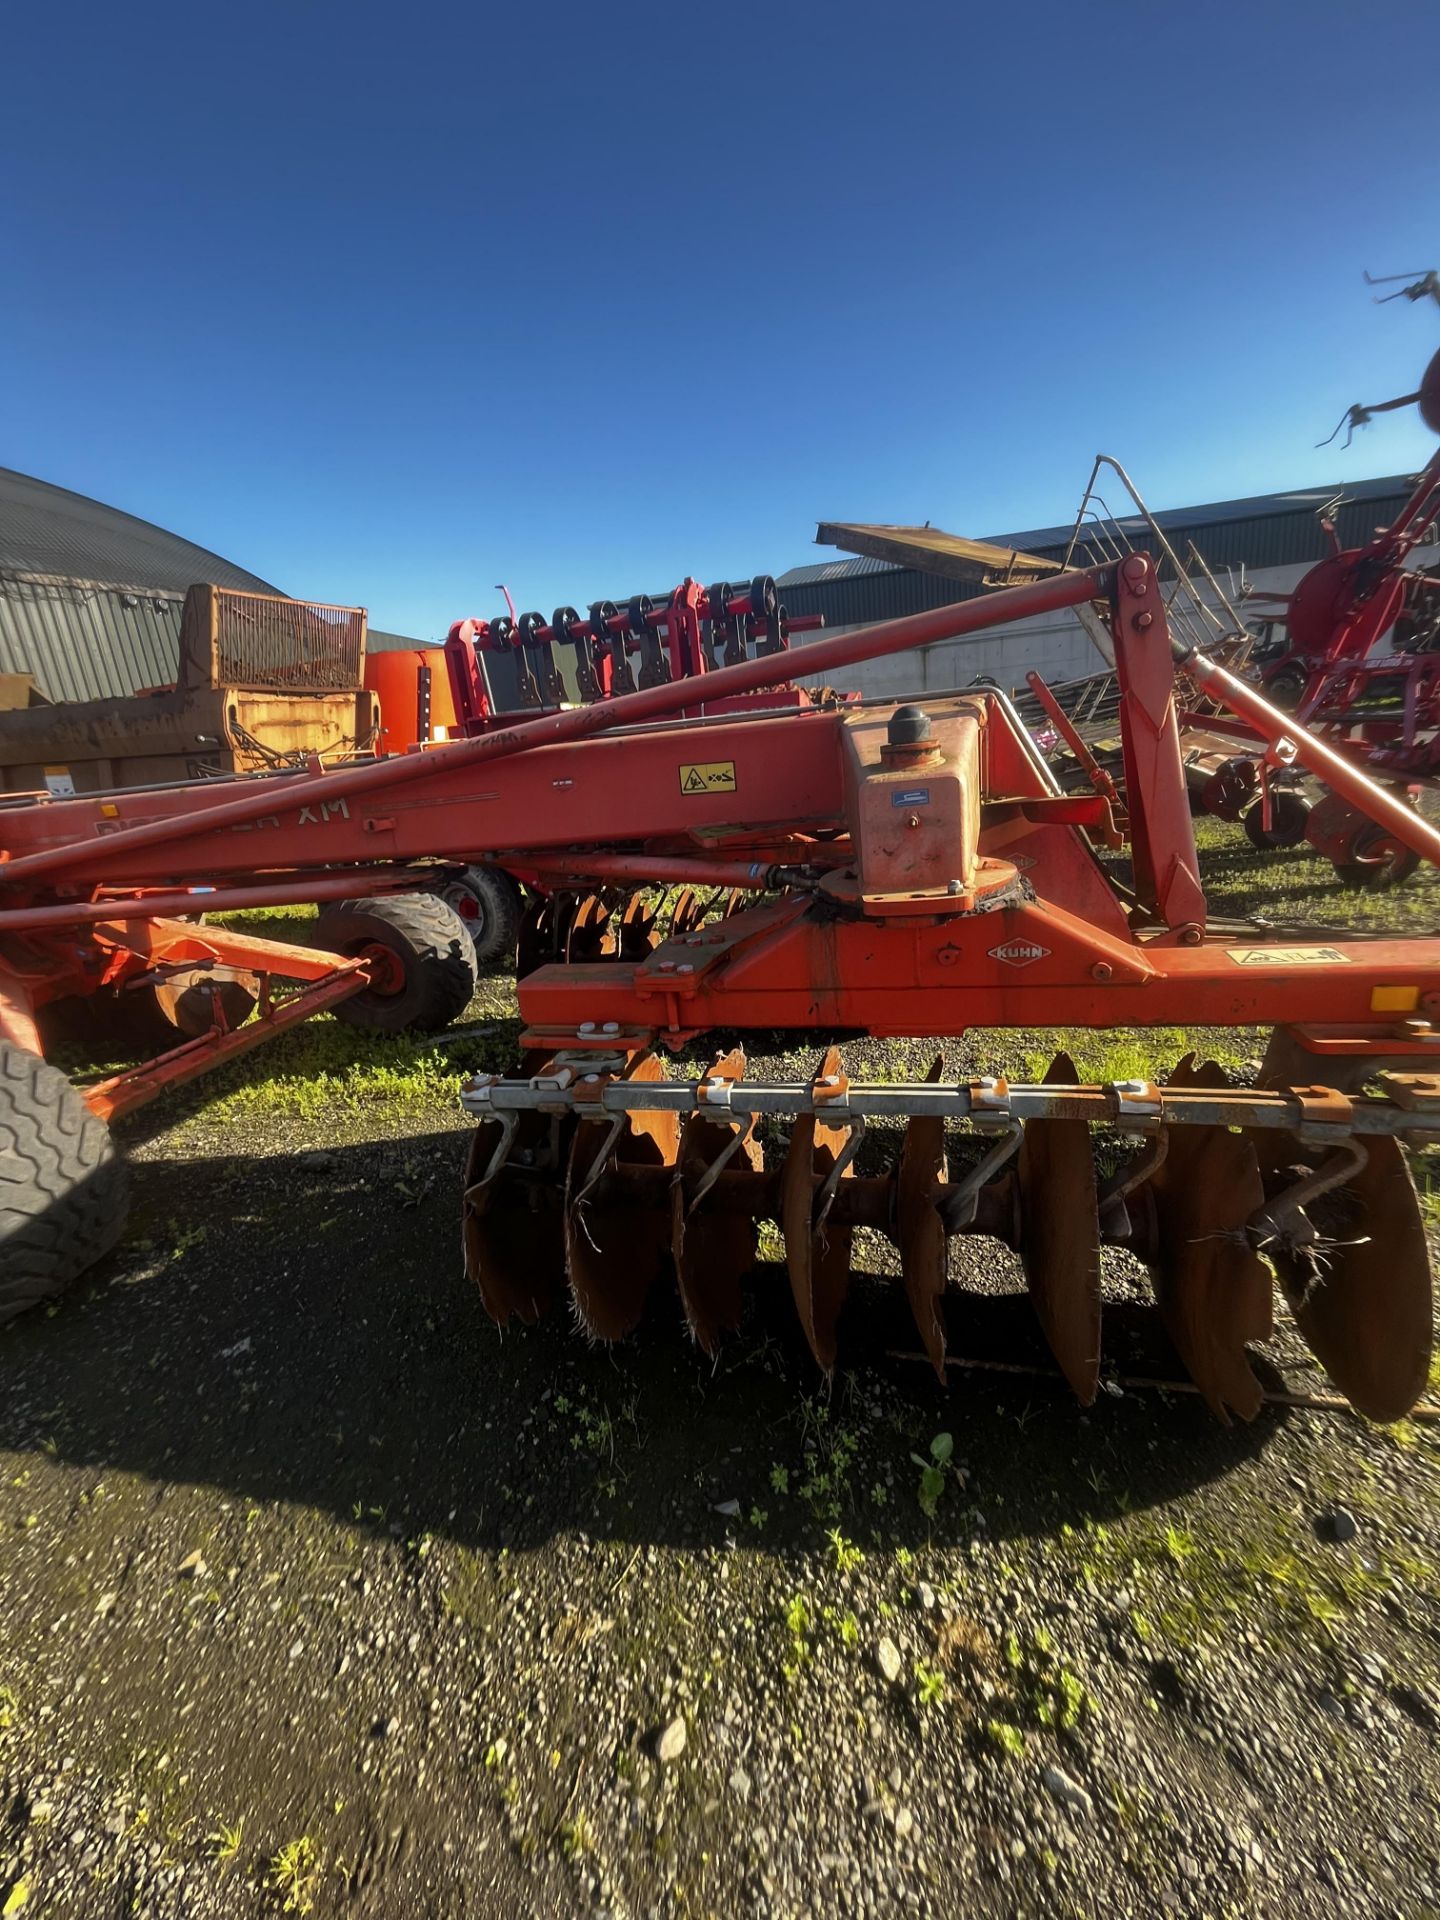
left=1042, top=1765, right=1094, bottom=1821
left=372, top=1715, right=397, bottom=1739
left=712, top=1499, right=741, bottom=1518
left=1317, top=1507, right=1358, bottom=1544
left=176, top=1551, right=206, bottom=1580
left=94, top=1593, right=118, bottom=1617
left=876, top=1638, right=902, bottom=1686
left=894, top=1807, right=915, bottom=1839
left=728, top=1767, right=751, bottom=1803
left=656, top=1716, right=687, bottom=1763
left=917, top=1583, right=936, bottom=1612
left=1393, top=1684, right=1440, bottom=1729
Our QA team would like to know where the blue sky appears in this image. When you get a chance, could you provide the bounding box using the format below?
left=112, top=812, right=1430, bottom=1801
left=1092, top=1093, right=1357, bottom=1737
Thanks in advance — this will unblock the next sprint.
left=3, top=1, right=1438, bottom=638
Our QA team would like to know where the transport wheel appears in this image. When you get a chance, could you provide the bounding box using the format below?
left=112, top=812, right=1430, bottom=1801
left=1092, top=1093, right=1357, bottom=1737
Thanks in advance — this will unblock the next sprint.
left=0, top=1041, right=129, bottom=1324
left=434, top=866, right=523, bottom=970
left=1262, top=664, right=1307, bottom=711
left=1242, top=791, right=1310, bottom=851
left=1333, top=823, right=1422, bottom=891
left=313, top=894, right=477, bottom=1033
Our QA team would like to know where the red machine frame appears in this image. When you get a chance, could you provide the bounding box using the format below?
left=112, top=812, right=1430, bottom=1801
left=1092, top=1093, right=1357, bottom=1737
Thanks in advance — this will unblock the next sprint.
left=4, top=553, right=1440, bottom=1128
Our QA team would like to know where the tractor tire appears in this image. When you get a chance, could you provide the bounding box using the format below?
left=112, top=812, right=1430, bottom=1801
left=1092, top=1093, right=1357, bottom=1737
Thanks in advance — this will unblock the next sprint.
left=1333, top=823, right=1422, bottom=891
left=435, top=866, right=523, bottom=970
left=313, top=894, right=477, bottom=1033
left=0, top=1042, right=129, bottom=1324
left=1242, top=791, right=1310, bottom=851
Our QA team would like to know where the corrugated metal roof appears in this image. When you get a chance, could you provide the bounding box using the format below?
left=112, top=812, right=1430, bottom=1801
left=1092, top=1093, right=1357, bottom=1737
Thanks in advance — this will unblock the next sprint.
left=0, top=468, right=281, bottom=595
left=778, top=555, right=901, bottom=587
left=366, top=627, right=429, bottom=651
left=778, top=473, right=1420, bottom=588
left=0, top=572, right=184, bottom=703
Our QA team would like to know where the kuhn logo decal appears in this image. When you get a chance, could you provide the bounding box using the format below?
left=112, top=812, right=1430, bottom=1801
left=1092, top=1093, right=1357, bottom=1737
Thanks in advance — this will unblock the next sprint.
left=988, top=940, right=1050, bottom=969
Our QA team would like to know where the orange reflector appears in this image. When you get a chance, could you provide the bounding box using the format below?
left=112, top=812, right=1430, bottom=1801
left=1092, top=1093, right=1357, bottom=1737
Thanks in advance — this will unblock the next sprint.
left=99, top=803, right=120, bottom=819
left=1371, top=985, right=1420, bottom=1013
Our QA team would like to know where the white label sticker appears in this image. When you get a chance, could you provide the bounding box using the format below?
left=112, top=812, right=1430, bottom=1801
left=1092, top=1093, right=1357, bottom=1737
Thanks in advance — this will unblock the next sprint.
left=1225, top=946, right=1349, bottom=967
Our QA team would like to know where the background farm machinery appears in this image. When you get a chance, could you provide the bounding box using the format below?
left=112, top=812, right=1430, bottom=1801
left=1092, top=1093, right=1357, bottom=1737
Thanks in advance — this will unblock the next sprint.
left=1009, top=307, right=1440, bottom=885
left=0, top=541, right=1437, bottom=1434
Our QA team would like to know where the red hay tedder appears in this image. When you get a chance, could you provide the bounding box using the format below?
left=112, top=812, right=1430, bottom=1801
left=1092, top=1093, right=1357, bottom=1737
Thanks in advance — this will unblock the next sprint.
left=2, top=332, right=1439, bottom=1430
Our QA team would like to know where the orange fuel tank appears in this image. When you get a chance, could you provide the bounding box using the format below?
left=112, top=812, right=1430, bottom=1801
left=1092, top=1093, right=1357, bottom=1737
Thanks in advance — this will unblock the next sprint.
left=364, top=647, right=459, bottom=752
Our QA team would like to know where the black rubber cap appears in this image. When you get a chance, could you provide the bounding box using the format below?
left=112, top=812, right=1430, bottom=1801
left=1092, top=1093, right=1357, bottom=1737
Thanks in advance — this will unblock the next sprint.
left=887, top=704, right=932, bottom=746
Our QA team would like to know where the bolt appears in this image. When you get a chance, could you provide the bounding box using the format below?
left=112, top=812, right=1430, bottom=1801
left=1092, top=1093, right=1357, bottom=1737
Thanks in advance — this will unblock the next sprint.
left=579, top=1020, right=596, bottom=1034
left=906, top=813, right=921, bottom=828
left=1135, top=612, right=1153, bottom=631
left=656, top=960, right=675, bottom=973
left=946, top=879, right=962, bottom=895
left=584, top=1073, right=600, bottom=1083
left=1122, top=555, right=1149, bottom=588
left=1091, top=962, right=1113, bottom=982
left=602, top=1021, right=620, bottom=1034
left=677, top=964, right=694, bottom=975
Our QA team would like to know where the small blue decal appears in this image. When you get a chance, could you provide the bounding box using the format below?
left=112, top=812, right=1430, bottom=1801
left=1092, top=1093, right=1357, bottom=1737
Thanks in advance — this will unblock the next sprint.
left=891, top=787, right=931, bottom=807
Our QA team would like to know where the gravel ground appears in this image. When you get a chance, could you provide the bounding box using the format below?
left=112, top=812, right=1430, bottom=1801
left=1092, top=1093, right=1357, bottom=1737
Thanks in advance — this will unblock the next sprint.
left=3, top=821, right=1440, bottom=1920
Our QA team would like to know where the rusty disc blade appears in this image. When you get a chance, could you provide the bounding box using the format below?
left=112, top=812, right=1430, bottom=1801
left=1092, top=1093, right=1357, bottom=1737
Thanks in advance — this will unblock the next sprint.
left=619, top=891, right=659, bottom=959
left=1145, top=1132, right=1272, bottom=1425
left=780, top=1045, right=855, bottom=1373
left=516, top=896, right=553, bottom=978
left=462, top=1111, right=567, bottom=1326
left=1253, top=1129, right=1433, bottom=1423
left=672, top=1050, right=761, bottom=1353
left=1017, top=1051, right=1101, bottom=1405
left=564, top=1055, right=679, bottom=1341
left=566, top=893, right=612, bottom=963
left=896, top=1055, right=949, bottom=1380
left=669, top=888, right=700, bottom=939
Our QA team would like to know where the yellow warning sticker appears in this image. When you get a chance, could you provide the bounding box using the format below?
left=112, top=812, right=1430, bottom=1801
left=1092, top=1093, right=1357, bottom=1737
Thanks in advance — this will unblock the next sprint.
left=679, top=760, right=737, bottom=796
left=1225, top=946, right=1349, bottom=967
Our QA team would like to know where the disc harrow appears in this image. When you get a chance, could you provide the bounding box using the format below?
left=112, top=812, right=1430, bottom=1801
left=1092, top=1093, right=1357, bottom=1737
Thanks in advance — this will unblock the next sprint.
left=462, top=1046, right=1438, bottom=1424
left=515, top=882, right=758, bottom=976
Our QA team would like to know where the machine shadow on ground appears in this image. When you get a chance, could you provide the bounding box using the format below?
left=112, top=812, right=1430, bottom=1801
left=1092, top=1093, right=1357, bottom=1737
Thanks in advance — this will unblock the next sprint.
left=1, top=1130, right=1287, bottom=1565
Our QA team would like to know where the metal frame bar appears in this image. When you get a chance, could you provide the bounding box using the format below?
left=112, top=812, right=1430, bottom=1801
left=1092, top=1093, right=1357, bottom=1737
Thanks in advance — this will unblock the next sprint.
left=459, top=1070, right=1440, bottom=1141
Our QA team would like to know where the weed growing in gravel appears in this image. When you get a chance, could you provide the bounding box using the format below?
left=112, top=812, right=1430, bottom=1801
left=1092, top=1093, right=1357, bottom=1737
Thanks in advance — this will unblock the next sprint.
left=781, top=1594, right=814, bottom=1679
left=913, top=1431, right=954, bottom=1518
left=267, top=1835, right=321, bottom=1914
left=914, top=1662, right=946, bottom=1708
left=0, top=1686, right=16, bottom=1737
left=1001, top=1627, right=1095, bottom=1731
left=207, top=1817, right=245, bottom=1871
left=826, top=1528, right=864, bottom=1574
left=985, top=1719, right=1026, bottom=1759
left=559, top=1811, right=594, bottom=1860
left=793, top=1397, right=862, bottom=1523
